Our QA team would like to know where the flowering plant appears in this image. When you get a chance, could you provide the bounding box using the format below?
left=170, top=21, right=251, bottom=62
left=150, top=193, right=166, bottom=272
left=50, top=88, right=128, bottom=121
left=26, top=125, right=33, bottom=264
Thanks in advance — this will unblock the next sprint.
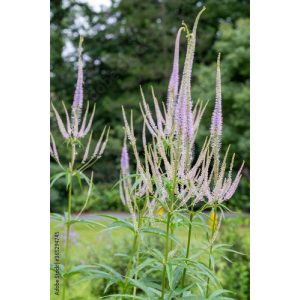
left=93, top=7, right=244, bottom=299
left=50, top=7, right=245, bottom=300
left=50, top=37, right=109, bottom=300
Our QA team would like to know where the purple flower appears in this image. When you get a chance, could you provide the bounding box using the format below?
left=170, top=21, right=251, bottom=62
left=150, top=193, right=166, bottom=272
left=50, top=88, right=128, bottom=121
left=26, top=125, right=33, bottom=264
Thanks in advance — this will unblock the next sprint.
left=211, top=53, right=222, bottom=150
left=72, top=36, right=84, bottom=110
left=62, top=229, right=78, bottom=245
left=121, top=142, right=129, bottom=174
left=167, top=27, right=183, bottom=112
left=175, top=9, right=206, bottom=141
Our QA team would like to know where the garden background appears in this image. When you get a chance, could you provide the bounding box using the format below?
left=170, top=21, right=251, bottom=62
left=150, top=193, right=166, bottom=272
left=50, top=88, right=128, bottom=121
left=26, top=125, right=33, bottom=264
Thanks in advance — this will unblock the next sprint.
left=50, top=0, right=250, bottom=298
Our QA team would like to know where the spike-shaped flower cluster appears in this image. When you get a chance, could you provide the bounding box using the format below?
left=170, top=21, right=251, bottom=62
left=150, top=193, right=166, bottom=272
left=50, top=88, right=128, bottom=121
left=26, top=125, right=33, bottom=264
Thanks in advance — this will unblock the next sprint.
left=205, top=54, right=244, bottom=205
left=119, top=139, right=138, bottom=230
left=121, top=8, right=210, bottom=219
left=120, top=7, right=244, bottom=221
left=211, top=53, right=223, bottom=152
left=50, top=37, right=109, bottom=171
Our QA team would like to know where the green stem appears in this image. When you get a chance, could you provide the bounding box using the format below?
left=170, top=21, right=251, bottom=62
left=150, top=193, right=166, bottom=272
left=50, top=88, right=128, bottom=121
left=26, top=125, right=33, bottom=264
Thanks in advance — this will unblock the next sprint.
left=61, top=143, right=76, bottom=300
left=161, top=211, right=171, bottom=300
left=181, top=211, right=194, bottom=288
left=123, top=197, right=147, bottom=297
left=133, top=233, right=141, bottom=296
left=123, top=231, right=139, bottom=296
left=161, top=134, right=180, bottom=299
left=205, top=205, right=217, bottom=297
left=61, top=177, right=73, bottom=300
left=170, top=223, right=174, bottom=251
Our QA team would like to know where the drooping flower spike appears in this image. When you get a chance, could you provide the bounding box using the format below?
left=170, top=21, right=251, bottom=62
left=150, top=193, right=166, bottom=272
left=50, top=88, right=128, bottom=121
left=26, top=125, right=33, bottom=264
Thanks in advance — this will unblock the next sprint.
left=140, top=8, right=207, bottom=143
left=165, top=27, right=184, bottom=135
left=175, top=7, right=206, bottom=142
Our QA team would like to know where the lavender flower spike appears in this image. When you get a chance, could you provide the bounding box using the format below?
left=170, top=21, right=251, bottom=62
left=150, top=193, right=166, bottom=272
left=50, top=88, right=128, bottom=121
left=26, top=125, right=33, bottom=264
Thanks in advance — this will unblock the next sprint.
left=73, top=36, right=84, bottom=110
left=175, top=7, right=206, bottom=140
left=71, top=36, right=84, bottom=135
left=211, top=53, right=222, bottom=150
left=121, top=138, right=129, bottom=174
left=167, top=27, right=183, bottom=112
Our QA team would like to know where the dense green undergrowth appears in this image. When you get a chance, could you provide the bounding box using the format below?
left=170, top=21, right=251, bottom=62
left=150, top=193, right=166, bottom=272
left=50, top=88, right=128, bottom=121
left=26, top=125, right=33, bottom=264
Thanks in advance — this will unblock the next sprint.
left=50, top=215, right=249, bottom=300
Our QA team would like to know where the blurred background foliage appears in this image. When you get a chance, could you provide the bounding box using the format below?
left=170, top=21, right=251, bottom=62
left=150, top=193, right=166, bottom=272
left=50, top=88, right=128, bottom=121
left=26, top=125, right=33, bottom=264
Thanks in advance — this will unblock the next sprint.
left=50, top=0, right=250, bottom=213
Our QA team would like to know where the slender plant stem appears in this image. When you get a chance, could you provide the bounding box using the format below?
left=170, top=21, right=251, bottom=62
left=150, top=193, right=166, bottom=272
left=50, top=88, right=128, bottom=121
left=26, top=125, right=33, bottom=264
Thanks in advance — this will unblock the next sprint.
left=123, top=197, right=147, bottom=297
left=132, top=195, right=149, bottom=296
left=161, top=134, right=181, bottom=299
left=61, top=177, right=73, bottom=300
left=181, top=211, right=194, bottom=288
left=133, top=232, right=141, bottom=296
left=161, top=211, right=171, bottom=299
left=205, top=204, right=217, bottom=297
left=123, top=231, right=139, bottom=296
left=170, top=223, right=174, bottom=251
left=61, top=143, right=76, bottom=300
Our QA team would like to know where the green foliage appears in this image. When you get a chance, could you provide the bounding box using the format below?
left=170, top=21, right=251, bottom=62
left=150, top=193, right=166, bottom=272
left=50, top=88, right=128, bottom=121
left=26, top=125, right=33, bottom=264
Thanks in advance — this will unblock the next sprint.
left=72, top=183, right=124, bottom=212
left=218, top=216, right=250, bottom=300
left=51, top=216, right=249, bottom=299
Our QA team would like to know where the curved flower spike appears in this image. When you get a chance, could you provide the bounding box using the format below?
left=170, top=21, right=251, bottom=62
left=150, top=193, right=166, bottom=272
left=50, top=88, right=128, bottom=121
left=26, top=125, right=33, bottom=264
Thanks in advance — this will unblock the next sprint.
left=51, top=102, right=70, bottom=139
left=166, top=27, right=184, bottom=135
left=175, top=7, right=206, bottom=141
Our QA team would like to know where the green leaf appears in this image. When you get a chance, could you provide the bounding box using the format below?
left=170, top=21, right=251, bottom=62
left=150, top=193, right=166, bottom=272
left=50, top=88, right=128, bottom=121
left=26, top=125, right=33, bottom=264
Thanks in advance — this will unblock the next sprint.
left=141, top=227, right=179, bottom=243
left=99, top=295, right=145, bottom=300
left=171, top=266, right=184, bottom=290
left=77, top=171, right=91, bottom=186
left=94, top=263, right=123, bottom=281
left=127, top=278, right=160, bottom=297
left=50, top=213, right=64, bottom=223
left=65, top=171, right=72, bottom=190
left=69, top=219, right=105, bottom=230
left=105, top=220, right=134, bottom=232
left=75, top=171, right=83, bottom=190
left=188, top=260, right=221, bottom=288
left=208, top=289, right=234, bottom=300
left=64, top=264, right=94, bottom=278
left=75, top=270, right=120, bottom=284
left=50, top=172, right=65, bottom=188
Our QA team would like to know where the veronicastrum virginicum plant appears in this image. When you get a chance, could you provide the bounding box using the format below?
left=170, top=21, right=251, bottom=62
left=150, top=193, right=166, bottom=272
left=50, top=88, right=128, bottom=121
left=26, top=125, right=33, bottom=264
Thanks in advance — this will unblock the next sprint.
left=50, top=37, right=109, bottom=300
left=203, top=53, right=245, bottom=298
left=118, top=7, right=244, bottom=300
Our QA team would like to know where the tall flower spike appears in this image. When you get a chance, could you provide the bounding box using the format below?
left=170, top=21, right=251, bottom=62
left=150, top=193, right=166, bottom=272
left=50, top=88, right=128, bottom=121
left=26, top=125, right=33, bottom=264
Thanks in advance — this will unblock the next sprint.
left=175, top=7, right=206, bottom=141
left=211, top=53, right=223, bottom=152
left=167, top=27, right=183, bottom=105
left=166, top=27, right=184, bottom=135
left=121, top=136, right=129, bottom=174
left=72, top=36, right=84, bottom=125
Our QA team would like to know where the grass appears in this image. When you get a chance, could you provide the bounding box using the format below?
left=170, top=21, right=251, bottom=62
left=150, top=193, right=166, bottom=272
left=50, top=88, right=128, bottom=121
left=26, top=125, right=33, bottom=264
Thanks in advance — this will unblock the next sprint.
left=50, top=213, right=249, bottom=299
